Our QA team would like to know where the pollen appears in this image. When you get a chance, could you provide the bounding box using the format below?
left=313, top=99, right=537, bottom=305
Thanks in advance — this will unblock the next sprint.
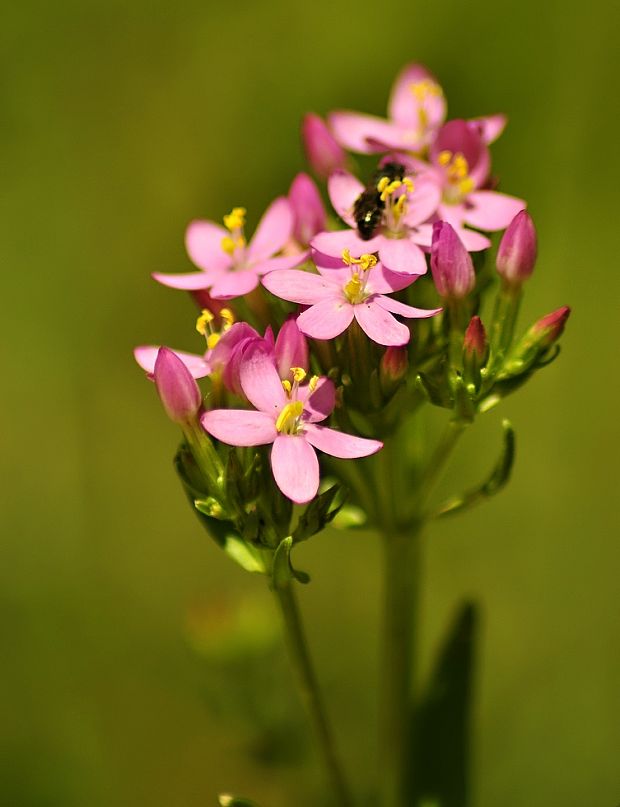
left=196, top=309, right=215, bottom=336
left=276, top=400, right=304, bottom=433
left=223, top=207, right=246, bottom=231
left=291, top=367, right=307, bottom=383
left=220, top=308, right=235, bottom=330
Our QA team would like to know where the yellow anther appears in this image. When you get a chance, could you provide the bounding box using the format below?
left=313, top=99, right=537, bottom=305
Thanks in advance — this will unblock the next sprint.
left=403, top=177, right=414, bottom=192
left=207, top=333, right=220, bottom=350
left=458, top=177, right=475, bottom=196
left=438, top=150, right=452, bottom=166
left=377, top=176, right=390, bottom=194
left=275, top=400, right=304, bottom=433
left=358, top=253, right=378, bottom=272
left=394, top=194, right=408, bottom=219
left=282, top=379, right=292, bottom=395
left=410, top=79, right=443, bottom=101
left=451, top=153, right=469, bottom=179
left=309, top=375, right=319, bottom=392
left=342, top=249, right=353, bottom=265
left=220, top=308, right=235, bottom=329
left=291, top=367, right=307, bottom=383
left=223, top=207, right=246, bottom=231
left=220, top=236, right=236, bottom=255
left=196, top=309, right=215, bottom=336
left=378, top=179, right=403, bottom=202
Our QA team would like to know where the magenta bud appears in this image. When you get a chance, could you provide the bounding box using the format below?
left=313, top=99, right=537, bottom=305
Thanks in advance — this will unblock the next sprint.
left=288, top=172, right=328, bottom=246
left=463, top=316, right=488, bottom=362
left=430, top=221, right=476, bottom=299
left=274, top=318, right=309, bottom=379
left=531, top=305, right=571, bottom=348
left=496, top=210, right=537, bottom=285
left=154, top=347, right=202, bottom=424
left=301, top=113, right=347, bottom=179
left=380, top=346, right=409, bottom=387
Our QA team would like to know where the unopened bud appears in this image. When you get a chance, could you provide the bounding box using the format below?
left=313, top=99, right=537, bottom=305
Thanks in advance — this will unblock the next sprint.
left=301, top=113, right=347, bottom=179
left=496, top=210, right=537, bottom=286
left=503, top=305, right=571, bottom=376
left=430, top=221, right=475, bottom=299
left=154, top=347, right=202, bottom=424
left=463, top=316, right=488, bottom=391
left=380, top=346, right=408, bottom=388
left=530, top=305, right=571, bottom=348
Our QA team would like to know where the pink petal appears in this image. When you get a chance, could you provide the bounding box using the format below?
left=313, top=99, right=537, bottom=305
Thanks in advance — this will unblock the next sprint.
left=300, top=377, right=336, bottom=422
left=251, top=251, right=309, bottom=276
left=328, top=110, right=409, bottom=154
left=328, top=170, right=365, bottom=227
left=378, top=238, right=428, bottom=276
left=304, top=423, right=383, bottom=459
left=239, top=347, right=287, bottom=414
left=388, top=63, right=446, bottom=131
left=209, top=270, right=259, bottom=299
left=375, top=295, right=442, bottom=319
left=134, top=346, right=210, bottom=378
left=247, top=196, right=293, bottom=261
left=353, top=299, right=411, bottom=346
left=407, top=222, right=434, bottom=248
left=152, top=271, right=212, bottom=290
left=271, top=435, right=319, bottom=503
left=365, top=265, right=418, bottom=294
left=262, top=269, right=340, bottom=305
left=274, top=318, right=309, bottom=378
left=463, top=191, right=527, bottom=232
left=289, top=173, right=328, bottom=244
left=185, top=220, right=233, bottom=272
left=454, top=227, right=491, bottom=252
left=402, top=175, right=442, bottom=227
left=297, top=298, right=354, bottom=340
left=201, top=409, right=277, bottom=446
left=311, top=228, right=383, bottom=259
left=471, top=114, right=507, bottom=144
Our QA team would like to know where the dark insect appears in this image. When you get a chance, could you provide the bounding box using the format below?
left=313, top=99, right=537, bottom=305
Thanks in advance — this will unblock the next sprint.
left=353, top=162, right=407, bottom=240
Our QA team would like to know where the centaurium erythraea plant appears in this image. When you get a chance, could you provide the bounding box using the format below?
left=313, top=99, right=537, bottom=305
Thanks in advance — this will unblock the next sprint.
left=136, top=62, right=570, bottom=807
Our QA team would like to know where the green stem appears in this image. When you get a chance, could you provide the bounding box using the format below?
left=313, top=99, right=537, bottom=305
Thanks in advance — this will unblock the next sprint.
left=411, top=419, right=468, bottom=520
left=379, top=524, right=422, bottom=807
left=486, top=282, right=522, bottom=383
left=273, top=582, right=353, bottom=807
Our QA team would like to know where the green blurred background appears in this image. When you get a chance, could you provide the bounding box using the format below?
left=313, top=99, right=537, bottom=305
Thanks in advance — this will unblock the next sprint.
left=2, top=0, right=619, bottom=805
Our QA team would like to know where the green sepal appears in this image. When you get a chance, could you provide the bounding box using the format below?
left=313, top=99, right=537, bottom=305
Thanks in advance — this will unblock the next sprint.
left=222, top=533, right=267, bottom=575
left=292, top=483, right=346, bottom=543
left=416, top=371, right=452, bottom=409
left=434, top=419, right=515, bottom=517
left=194, top=496, right=229, bottom=520
left=175, top=443, right=229, bottom=548
left=451, top=375, right=475, bottom=423
left=272, top=536, right=310, bottom=589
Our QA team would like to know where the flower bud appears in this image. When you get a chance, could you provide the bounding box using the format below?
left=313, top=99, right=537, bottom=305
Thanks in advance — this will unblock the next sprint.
left=430, top=221, right=475, bottom=299
left=274, top=318, right=309, bottom=380
left=301, top=113, right=347, bottom=179
left=154, top=347, right=202, bottom=424
left=530, top=305, right=571, bottom=348
left=496, top=210, right=537, bottom=285
left=380, top=346, right=408, bottom=388
left=288, top=172, right=327, bottom=246
left=463, top=316, right=488, bottom=391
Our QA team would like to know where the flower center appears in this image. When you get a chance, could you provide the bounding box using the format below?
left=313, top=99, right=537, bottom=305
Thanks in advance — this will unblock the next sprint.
left=275, top=400, right=304, bottom=434
left=409, top=79, right=443, bottom=130
left=437, top=150, right=475, bottom=204
left=342, top=250, right=377, bottom=304
left=196, top=307, right=235, bottom=350
left=376, top=175, right=414, bottom=236
left=221, top=207, right=247, bottom=262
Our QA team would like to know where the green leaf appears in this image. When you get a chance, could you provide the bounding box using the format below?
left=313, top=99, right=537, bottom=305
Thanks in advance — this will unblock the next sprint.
left=409, top=601, right=479, bottom=807
left=292, top=483, right=346, bottom=543
left=272, top=536, right=310, bottom=588
left=434, top=419, right=516, bottom=517
left=222, top=534, right=266, bottom=574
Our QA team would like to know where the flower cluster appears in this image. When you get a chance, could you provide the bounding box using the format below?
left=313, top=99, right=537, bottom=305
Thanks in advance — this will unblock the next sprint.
left=135, top=62, right=569, bottom=575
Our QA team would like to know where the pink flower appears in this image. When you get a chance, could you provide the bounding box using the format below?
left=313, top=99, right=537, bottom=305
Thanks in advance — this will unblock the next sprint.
left=301, top=113, right=347, bottom=179
left=153, top=198, right=307, bottom=300
left=311, top=167, right=440, bottom=276
left=153, top=347, right=202, bottom=425
left=201, top=349, right=382, bottom=503
left=496, top=209, right=537, bottom=285
left=419, top=120, right=525, bottom=250
left=262, top=253, right=441, bottom=346
left=328, top=63, right=505, bottom=156
left=288, top=173, right=328, bottom=248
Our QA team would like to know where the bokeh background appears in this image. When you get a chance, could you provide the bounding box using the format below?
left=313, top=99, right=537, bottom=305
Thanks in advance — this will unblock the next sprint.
left=2, top=1, right=619, bottom=805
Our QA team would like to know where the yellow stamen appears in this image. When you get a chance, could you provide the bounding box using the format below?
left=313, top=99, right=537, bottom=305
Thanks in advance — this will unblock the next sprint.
left=206, top=333, right=220, bottom=350
left=344, top=272, right=362, bottom=302
left=341, top=250, right=377, bottom=272
left=223, top=207, right=246, bottom=231
left=378, top=178, right=403, bottom=202
left=377, top=176, right=390, bottom=194
left=221, top=236, right=236, bottom=255
left=291, top=367, right=307, bottom=383
left=451, top=153, right=468, bottom=180
left=220, top=308, right=235, bottom=330
left=458, top=177, right=475, bottom=196
left=410, top=79, right=443, bottom=101
left=438, top=150, right=452, bottom=166
left=282, top=379, right=292, bottom=395
left=196, top=309, right=215, bottom=336
left=275, top=400, right=304, bottom=433
left=394, top=194, right=408, bottom=219
left=309, top=375, right=319, bottom=392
